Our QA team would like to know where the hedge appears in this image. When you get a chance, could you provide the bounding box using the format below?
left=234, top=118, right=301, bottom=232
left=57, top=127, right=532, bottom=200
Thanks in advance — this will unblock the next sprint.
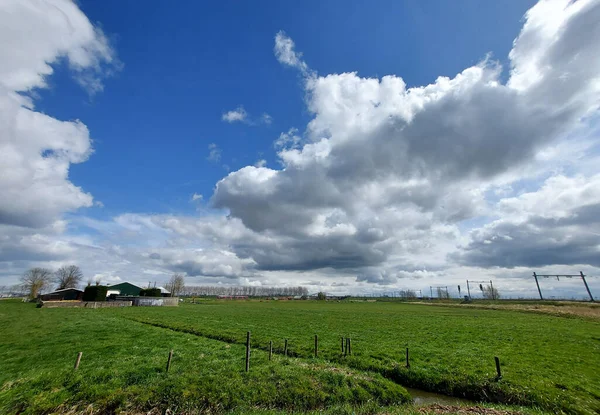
left=83, top=285, right=108, bottom=301
left=139, top=288, right=162, bottom=297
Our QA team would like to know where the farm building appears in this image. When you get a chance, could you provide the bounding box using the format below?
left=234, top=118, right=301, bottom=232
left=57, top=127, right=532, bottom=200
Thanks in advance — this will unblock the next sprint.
left=39, top=288, right=83, bottom=301
left=106, top=282, right=143, bottom=296
left=156, top=286, right=171, bottom=297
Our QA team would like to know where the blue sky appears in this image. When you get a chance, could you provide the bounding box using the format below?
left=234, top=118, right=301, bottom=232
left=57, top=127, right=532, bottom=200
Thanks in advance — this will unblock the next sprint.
left=1, top=0, right=599, bottom=299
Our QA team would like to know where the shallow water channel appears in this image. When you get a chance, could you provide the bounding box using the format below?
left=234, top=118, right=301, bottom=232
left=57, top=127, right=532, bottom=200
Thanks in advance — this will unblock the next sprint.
left=405, top=387, right=473, bottom=405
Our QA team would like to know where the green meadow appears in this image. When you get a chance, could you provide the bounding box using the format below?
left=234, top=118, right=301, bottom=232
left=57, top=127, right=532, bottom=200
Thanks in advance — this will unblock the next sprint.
left=0, top=299, right=598, bottom=414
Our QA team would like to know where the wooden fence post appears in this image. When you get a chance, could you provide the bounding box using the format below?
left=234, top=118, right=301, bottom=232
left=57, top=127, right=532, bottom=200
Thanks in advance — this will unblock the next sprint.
left=341, top=336, right=344, bottom=353
left=314, top=335, right=318, bottom=358
left=269, top=340, right=273, bottom=361
left=166, top=349, right=173, bottom=373
left=245, top=331, right=251, bottom=372
left=405, top=347, right=410, bottom=369
left=348, top=338, right=352, bottom=355
left=284, top=339, right=288, bottom=356
left=494, top=356, right=502, bottom=379
left=74, top=352, right=83, bottom=370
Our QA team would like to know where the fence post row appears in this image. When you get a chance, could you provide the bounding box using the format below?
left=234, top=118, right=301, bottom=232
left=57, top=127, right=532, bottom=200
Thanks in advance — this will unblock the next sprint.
left=269, top=340, right=273, bottom=361
left=314, top=334, right=318, bottom=358
left=284, top=339, right=288, bottom=356
left=405, top=347, right=410, bottom=369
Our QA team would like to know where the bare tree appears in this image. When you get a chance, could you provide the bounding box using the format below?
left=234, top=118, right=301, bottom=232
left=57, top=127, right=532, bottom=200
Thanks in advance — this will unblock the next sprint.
left=436, top=287, right=450, bottom=299
left=54, top=265, right=83, bottom=290
left=482, top=285, right=500, bottom=300
left=20, top=268, right=53, bottom=299
left=167, top=274, right=185, bottom=297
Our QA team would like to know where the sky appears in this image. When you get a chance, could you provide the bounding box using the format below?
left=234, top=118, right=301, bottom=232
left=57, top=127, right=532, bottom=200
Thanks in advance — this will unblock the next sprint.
left=1, top=0, right=599, bottom=299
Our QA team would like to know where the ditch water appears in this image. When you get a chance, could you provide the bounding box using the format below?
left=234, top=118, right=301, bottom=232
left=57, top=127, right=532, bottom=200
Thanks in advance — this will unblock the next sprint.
left=405, top=387, right=473, bottom=405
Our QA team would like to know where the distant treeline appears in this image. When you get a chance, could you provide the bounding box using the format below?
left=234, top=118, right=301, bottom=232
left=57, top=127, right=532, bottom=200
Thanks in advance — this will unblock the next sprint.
left=181, top=285, right=309, bottom=297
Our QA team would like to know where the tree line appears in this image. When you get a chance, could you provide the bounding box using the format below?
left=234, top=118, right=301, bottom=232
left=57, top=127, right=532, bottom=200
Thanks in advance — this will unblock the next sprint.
left=180, top=285, right=309, bottom=297
left=18, top=266, right=84, bottom=299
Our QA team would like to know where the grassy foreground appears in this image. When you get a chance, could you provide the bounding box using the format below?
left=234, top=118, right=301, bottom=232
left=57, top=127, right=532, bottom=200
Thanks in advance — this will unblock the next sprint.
left=120, top=300, right=600, bottom=414
left=0, top=299, right=598, bottom=414
left=0, top=300, right=409, bottom=414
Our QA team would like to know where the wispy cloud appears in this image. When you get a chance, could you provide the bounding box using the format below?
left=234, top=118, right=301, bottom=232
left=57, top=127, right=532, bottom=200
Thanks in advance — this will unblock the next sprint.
left=222, top=106, right=272, bottom=126
left=274, top=31, right=311, bottom=76
left=207, top=143, right=221, bottom=162
left=261, top=113, right=273, bottom=125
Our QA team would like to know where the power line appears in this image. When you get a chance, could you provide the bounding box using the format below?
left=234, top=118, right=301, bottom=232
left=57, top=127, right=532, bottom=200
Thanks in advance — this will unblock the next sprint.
left=533, top=271, right=594, bottom=301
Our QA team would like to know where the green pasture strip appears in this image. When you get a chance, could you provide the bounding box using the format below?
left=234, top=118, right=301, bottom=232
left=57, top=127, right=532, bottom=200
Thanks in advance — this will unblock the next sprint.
left=0, top=301, right=410, bottom=414
left=117, top=300, right=600, bottom=414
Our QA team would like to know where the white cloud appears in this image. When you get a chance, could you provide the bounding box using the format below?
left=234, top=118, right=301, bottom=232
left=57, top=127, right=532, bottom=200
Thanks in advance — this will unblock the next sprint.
left=0, top=0, right=117, bottom=229
left=222, top=107, right=273, bottom=125
left=455, top=174, right=600, bottom=268
left=261, top=113, right=273, bottom=125
left=274, top=127, right=303, bottom=150
left=221, top=106, right=247, bottom=123
left=191, top=193, right=203, bottom=202
left=274, top=31, right=309, bottom=74
left=0, top=0, right=117, bottom=93
left=207, top=143, right=221, bottom=162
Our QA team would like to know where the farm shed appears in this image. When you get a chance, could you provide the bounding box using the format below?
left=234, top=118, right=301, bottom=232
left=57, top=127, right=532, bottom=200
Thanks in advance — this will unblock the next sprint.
left=156, top=286, right=171, bottom=297
left=39, top=288, right=83, bottom=301
left=106, top=282, right=143, bottom=296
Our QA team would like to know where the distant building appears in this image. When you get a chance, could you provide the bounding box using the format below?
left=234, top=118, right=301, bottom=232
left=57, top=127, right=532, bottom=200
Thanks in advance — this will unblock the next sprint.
left=106, top=282, right=144, bottom=297
left=39, top=288, right=84, bottom=301
left=156, top=286, right=171, bottom=297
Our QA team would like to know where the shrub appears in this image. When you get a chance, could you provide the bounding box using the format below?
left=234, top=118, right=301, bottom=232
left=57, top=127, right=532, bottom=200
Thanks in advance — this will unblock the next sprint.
left=139, top=288, right=162, bottom=297
left=83, top=285, right=108, bottom=301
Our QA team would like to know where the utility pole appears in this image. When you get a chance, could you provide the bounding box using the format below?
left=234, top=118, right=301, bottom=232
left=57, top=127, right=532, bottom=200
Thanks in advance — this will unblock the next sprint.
left=580, top=271, right=594, bottom=302
left=490, top=280, right=495, bottom=300
left=466, top=280, right=471, bottom=299
left=533, top=272, right=543, bottom=300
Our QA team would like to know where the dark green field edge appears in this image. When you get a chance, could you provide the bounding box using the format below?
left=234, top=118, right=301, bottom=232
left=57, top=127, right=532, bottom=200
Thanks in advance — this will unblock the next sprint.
left=125, top=317, right=576, bottom=415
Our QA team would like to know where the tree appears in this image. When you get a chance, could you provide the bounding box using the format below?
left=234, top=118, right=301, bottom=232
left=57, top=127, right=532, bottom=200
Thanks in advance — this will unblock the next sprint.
left=167, top=274, right=185, bottom=297
left=317, top=292, right=326, bottom=300
left=482, top=285, right=500, bottom=300
left=54, top=265, right=83, bottom=290
left=20, top=268, right=53, bottom=299
left=436, top=287, right=450, bottom=299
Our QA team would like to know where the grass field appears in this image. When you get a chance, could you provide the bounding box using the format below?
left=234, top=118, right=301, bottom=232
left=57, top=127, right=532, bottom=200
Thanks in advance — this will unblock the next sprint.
left=0, top=299, right=598, bottom=414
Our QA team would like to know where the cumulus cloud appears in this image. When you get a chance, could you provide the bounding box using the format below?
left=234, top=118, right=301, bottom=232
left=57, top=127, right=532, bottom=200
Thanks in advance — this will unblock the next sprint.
left=0, top=0, right=117, bottom=229
left=0, top=0, right=118, bottom=94
left=455, top=175, right=600, bottom=268
left=211, top=0, right=600, bottom=277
